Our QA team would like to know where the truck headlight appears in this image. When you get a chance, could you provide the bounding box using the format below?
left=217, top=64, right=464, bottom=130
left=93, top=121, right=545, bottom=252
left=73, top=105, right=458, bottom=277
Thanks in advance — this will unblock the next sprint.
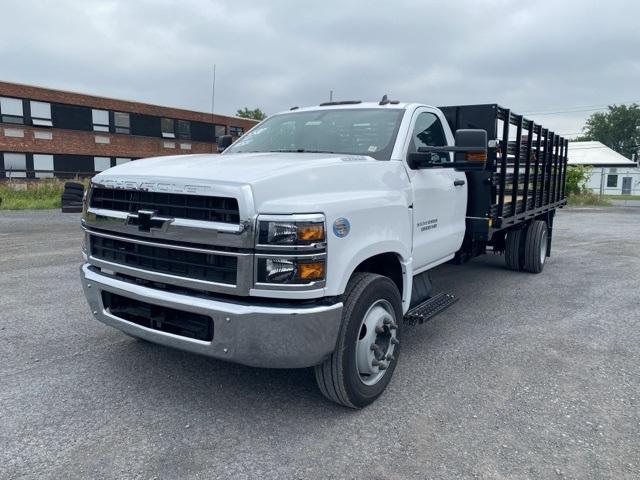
left=257, top=257, right=326, bottom=284
left=257, top=216, right=325, bottom=246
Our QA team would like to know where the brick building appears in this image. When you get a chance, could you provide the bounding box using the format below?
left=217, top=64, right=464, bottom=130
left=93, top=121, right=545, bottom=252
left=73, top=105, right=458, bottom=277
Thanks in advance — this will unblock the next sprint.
left=0, top=81, right=258, bottom=179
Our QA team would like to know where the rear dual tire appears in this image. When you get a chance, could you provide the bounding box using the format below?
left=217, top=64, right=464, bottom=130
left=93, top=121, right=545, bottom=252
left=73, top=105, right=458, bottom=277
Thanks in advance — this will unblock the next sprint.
left=315, top=272, right=402, bottom=408
left=504, top=220, right=548, bottom=273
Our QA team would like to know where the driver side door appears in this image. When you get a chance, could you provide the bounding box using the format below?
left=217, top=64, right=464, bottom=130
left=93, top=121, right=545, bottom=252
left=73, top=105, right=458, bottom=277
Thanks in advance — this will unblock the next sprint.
left=404, top=109, right=467, bottom=271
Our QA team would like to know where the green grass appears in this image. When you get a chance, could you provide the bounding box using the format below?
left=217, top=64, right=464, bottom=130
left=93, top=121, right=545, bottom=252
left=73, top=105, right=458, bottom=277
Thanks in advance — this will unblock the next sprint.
left=603, top=194, right=640, bottom=201
left=0, top=180, right=65, bottom=210
left=567, top=192, right=612, bottom=207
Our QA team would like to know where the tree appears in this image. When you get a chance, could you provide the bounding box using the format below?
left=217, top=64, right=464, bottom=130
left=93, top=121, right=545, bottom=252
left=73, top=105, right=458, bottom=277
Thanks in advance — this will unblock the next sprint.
left=581, top=104, right=640, bottom=159
left=236, top=107, right=266, bottom=121
left=565, top=165, right=589, bottom=196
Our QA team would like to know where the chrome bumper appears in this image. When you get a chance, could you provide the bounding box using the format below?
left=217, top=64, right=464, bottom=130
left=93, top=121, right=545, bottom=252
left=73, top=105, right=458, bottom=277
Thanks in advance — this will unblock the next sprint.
left=80, top=263, right=343, bottom=368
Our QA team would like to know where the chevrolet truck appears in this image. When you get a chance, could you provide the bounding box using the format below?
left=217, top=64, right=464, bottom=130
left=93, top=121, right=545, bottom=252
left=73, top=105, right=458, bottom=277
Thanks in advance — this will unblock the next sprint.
left=80, top=98, right=568, bottom=408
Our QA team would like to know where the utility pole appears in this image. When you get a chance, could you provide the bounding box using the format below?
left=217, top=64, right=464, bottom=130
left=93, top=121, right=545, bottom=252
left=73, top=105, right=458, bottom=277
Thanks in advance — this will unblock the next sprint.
left=211, top=64, right=216, bottom=153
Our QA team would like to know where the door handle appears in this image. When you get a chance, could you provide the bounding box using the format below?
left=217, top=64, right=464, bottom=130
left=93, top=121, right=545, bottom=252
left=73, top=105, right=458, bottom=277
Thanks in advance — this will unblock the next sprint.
left=454, top=179, right=466, bottom=186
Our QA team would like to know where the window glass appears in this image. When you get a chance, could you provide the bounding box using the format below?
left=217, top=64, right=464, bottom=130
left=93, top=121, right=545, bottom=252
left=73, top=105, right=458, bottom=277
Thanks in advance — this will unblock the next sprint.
left=410, top=113, right=447, bottom=151
left=229, top=126, right=244, bottom=137
left=114, top=112, right=130, bottom=134
left=115, top=157, right=131, bottom=165
left=177, top=120, right=191, bottom=139
left=226, top=108, right=404, bottom=161
left=409, top=112, right=449, bottom=162
left=30, top=101, right=51, bottom=119
left=94, top=156, right=111, bottom=172
left=607, top=175, right=618, bottom=188
left=161, top=118, right=175, bottom=138
left=1, top=97, right=23, bottom=116
left=4, top=152, right=27, bottom=177
left=33, top=154, right=54, bottom=178
left=92, top=109, right=109, bottom=131
left=215, top=125, right=226, bottom=141
left=1, top=97, right=24, bottom=124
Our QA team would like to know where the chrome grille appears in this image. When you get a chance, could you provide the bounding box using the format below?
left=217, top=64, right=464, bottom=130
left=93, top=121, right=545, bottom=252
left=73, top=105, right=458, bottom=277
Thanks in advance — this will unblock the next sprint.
left=90, top=187, right=240, bottom=224
left=90, top=234, right=238, bottom=285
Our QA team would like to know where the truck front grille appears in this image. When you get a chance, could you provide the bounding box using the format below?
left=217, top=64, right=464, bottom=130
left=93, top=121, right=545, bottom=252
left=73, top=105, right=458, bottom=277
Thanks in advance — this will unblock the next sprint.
left=90, top=235, right=237, bottom=285
left=90, top=187, right=240, bottom=224
left=102, top=291, right=213, bottom=341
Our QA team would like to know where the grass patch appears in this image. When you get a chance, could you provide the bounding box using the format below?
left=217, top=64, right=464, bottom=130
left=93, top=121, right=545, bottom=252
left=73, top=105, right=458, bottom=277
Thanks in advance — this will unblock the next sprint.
left=0, top=180, right=65, bottom=210
left=567, top=192, right=612, bottom=207
left=603, top=194, right=640, bottom=201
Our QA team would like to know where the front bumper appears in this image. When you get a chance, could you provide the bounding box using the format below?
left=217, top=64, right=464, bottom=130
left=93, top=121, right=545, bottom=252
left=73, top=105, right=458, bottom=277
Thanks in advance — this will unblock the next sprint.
left=80, top=264, right=343, bottom=368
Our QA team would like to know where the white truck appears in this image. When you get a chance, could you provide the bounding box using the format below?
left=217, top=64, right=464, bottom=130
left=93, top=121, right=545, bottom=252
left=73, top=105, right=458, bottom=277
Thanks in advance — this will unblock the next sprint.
left=80, top=98, right=568, bottom=408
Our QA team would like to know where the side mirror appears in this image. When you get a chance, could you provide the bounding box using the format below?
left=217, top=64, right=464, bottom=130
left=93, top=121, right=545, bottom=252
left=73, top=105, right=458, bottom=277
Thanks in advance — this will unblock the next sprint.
left=407, top=129, right=488, bottom=170
left=217, top=135, right=233, bottom=153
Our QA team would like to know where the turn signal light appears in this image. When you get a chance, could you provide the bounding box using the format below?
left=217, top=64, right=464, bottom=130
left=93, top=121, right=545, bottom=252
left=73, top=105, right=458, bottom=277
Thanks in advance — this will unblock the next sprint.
left=297, top=224, right=325, bottom=242
left=465, top=151, right=487, bottom=161
left=298, top=261, right=325, bottom=281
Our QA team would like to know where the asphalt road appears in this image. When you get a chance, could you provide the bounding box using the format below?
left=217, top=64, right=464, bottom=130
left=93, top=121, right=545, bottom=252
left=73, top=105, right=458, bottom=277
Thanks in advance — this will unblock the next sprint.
left=1, top=207, right=639, bottom=479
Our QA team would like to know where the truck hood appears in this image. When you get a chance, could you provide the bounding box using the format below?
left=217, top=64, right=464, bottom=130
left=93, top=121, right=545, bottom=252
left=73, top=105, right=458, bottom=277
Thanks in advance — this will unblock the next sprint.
left=93, top=152, right=410, bottom=214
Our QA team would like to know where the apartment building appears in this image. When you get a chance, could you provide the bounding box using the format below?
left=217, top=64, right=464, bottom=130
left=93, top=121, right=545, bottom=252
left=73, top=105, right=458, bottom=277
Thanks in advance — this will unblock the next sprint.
left=0, top=81, right=257, bottom=178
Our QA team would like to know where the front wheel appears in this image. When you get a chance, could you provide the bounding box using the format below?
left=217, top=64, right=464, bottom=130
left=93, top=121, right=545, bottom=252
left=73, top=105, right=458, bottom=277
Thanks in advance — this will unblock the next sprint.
left=314, top=272, right=402, bottom=408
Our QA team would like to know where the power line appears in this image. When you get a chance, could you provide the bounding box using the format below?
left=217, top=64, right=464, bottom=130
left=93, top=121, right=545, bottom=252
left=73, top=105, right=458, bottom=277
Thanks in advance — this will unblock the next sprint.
left=523, top=100, right=639, bottom=116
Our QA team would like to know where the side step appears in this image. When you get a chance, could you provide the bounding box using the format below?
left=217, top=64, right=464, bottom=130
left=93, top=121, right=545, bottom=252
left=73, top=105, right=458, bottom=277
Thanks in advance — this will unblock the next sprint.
left=403, top=293, right=458, bottom=325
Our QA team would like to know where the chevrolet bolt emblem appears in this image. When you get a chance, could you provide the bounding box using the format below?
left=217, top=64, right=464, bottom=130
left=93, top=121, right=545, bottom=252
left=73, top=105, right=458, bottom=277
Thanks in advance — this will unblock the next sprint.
left=126, top=210, right=173, bottom=232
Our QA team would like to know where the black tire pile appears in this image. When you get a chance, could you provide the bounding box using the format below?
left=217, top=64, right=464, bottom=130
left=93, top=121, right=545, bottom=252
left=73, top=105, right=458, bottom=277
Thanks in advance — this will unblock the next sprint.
left=61, top=182, right=85, bottom=213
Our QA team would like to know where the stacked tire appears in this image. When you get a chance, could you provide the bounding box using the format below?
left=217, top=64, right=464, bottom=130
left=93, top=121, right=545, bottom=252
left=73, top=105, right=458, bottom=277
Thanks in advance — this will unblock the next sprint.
left=61, top=182, right=85, bottom=213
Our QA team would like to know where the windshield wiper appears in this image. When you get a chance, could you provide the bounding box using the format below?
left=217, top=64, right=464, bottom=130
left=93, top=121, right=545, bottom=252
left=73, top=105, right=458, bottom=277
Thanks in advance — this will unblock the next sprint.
left=269, top=149, right=338, bottom=154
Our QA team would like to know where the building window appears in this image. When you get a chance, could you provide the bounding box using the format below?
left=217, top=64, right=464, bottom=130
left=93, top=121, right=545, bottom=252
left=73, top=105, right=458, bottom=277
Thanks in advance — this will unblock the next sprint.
left=4, top=152, right=27, bottom=177
left=92, top=109, right=110, bottom=132
left=114, top=112, right=130, bottom=134
left=115, top=157, right=131, bottom=165
left=1, top=97, right=24, bottom=124
left=161, top=118, right=175, bottom=138
left=33, top=154, right=54, bottom=178
left=94, top=157, right=111, bottom=172
left=607, top=175, right=618, bottom=188
left=3, top=128, right=24, bottom=138
left=30, top=101, right=52, bottom=127
left=215, top=125, right=226, bottom=141
left=163, top=141, right=175, bottom=149
left=229, top=126, right=244, bottom=137
left=177, top=120, right=191, bottom=140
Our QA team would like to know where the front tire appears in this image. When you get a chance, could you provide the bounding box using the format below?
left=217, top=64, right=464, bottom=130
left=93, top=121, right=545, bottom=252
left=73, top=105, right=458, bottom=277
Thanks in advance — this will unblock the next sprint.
left=314, top=272, right=402, bottom=408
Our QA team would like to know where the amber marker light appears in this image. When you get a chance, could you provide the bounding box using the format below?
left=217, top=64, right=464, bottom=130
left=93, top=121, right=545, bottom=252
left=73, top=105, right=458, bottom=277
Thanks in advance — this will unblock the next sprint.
left=297, top=224, right=325, bottom=242
left=298, top=261, right=325, bottom=281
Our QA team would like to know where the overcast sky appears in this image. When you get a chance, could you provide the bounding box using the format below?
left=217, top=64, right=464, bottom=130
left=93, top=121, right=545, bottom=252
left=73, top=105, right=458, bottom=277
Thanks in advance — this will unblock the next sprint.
left=1, top=0, right=638, bottom=136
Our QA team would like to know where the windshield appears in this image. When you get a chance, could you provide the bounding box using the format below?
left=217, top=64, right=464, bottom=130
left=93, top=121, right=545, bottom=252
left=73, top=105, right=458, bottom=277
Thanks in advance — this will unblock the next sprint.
left=225, top=108, right=405, bottom=160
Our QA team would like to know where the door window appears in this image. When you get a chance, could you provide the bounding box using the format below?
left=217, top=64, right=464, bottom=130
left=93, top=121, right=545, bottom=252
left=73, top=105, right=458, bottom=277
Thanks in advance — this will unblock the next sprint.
left=410, top=112, right=448, bottom=162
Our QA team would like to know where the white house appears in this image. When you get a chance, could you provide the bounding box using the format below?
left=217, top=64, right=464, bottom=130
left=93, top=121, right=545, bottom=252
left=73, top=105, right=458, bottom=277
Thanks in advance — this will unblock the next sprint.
left=568, top=141, right=639, bottom=196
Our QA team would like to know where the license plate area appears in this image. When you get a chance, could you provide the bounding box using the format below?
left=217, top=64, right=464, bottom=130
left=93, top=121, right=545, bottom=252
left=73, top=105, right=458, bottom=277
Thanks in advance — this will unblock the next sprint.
left=101, top=291, right=213, bottom=341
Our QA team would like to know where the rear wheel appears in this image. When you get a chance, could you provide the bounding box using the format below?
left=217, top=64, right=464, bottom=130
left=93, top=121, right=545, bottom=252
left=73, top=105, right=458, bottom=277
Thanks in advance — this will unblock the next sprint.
left=504, top=229, right=523, bottom=271
left=523, top=220, right=548, bottom=273
left=314, top=272, right=402, bottom=408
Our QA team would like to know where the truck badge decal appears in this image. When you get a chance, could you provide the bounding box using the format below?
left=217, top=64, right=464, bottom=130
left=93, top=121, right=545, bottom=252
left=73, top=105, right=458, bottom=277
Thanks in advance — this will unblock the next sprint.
left=126, top=210, right=173, bottom=232
left=333, top=218, right=350, bottom=238
left=417, top=218, right=438, bottom=232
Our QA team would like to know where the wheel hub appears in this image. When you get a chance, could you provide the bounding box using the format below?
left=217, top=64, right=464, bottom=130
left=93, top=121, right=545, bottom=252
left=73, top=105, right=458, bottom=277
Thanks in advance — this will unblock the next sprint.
left=356, top=299, right=398, bottom=386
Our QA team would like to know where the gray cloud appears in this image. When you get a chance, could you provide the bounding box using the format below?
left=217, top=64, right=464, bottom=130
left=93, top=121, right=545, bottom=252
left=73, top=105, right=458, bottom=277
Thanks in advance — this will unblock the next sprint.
left=1, top=0, right=638, bottom=135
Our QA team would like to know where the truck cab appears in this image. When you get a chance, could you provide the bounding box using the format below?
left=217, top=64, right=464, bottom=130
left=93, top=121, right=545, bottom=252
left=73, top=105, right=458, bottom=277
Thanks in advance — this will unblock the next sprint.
left=81, top=99, right=567, bottom=408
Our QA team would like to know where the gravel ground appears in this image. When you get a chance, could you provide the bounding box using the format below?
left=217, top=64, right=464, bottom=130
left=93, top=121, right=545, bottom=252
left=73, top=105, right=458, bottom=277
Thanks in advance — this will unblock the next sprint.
left=1, top=207, right=638, bottom=479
